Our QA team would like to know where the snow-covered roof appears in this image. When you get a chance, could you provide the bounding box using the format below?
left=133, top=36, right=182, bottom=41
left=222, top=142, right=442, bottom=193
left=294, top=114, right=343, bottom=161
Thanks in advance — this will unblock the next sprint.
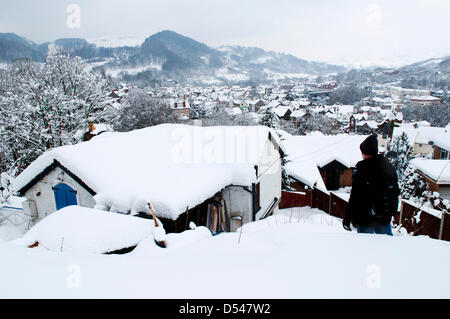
left=290, top=109, right=307, bottom=119
left=393, top=124, right=446, bottom=146
left=337, top=105, right=354, bottom=115
left=14, top=206, right=155, bottom=253
left=415, top=126, right=446, bottom=144
left=408, top=95, right=441, bottom=101
left=411, top=159, right=450, bottom=184
left=224, top=107, right=242, bottom=116
left=431, top=130, right=450, bottom=151
left=273, top=106, right=291, bottom=118
left=413, top=159, right=450, bottom=182
left=281, top=133, right=368, bottom=169
left=14, top=124, right=279, bottom=220
left=357, top=120, right=379, bottom=129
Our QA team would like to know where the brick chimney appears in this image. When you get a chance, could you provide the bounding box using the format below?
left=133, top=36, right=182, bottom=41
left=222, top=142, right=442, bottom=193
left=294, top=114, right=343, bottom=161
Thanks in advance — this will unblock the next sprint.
left=88, top=122, right=95, bottom=133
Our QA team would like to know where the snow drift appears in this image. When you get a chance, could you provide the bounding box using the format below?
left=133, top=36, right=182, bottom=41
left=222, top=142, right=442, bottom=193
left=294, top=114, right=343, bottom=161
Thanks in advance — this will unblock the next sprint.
left=12, top=206, right=155, bottom=254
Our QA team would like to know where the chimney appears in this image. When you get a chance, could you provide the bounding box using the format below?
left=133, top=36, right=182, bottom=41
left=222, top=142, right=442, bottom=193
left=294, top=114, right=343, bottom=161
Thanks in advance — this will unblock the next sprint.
left=88, top=122, right=95, bottom=133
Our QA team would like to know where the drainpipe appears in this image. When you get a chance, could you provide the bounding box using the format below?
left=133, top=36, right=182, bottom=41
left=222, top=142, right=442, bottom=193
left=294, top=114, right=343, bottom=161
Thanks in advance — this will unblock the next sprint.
left=241, top=184, right=256, bottom=222
left=251, top=183, right=256, bottom=222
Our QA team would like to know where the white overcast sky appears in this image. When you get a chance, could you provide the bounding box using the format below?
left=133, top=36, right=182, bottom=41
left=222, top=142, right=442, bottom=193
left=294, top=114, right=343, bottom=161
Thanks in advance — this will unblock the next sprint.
left=1, top=0, right=449, bottom=66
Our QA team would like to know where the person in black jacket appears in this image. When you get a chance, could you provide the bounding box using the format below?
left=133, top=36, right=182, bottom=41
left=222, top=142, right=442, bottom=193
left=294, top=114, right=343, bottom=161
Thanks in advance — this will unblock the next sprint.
left=342, top=134, right=399, bottom=235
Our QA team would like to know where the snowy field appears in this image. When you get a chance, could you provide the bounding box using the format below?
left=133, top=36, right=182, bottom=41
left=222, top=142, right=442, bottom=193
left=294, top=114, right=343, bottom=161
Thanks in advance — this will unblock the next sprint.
left=1, top=206, right=450, bottom=298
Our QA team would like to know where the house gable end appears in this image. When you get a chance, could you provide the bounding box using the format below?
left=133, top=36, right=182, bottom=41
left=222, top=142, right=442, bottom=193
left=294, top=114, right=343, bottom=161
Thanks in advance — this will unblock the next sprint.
left=17, top=160, right=96, bottom=197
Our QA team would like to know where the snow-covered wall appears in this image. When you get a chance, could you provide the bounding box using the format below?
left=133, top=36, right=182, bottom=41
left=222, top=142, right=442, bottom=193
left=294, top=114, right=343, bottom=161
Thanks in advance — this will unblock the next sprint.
left=23, top=167, right=96, bottom=220
left=223, top=186, right=252, bottom=232
left=222, top=135, right=282, bottom=232
left=255, top=137, right=282, bottom=220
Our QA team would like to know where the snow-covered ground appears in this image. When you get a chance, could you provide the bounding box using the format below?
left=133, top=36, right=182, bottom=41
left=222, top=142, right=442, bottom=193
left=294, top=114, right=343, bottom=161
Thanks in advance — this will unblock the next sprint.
left=1, top=206, right=450, bottom=298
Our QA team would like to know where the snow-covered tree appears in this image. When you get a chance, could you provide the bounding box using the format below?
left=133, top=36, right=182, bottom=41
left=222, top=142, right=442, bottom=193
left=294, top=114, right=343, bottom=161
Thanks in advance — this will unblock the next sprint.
left=114, top=88, right=176, bottom=132
left=0, top=172, right=15, bottom=204
left=280, top=149, right=294, bottom=191
left=280, top=110, right=342, bottom=136
left=0, top=53, right=115, bottom=176
left=190, top=103, right=211, bottom=119
left=389, top=132, right=414, bottom=180
left=399, top=164, right=450, bottom=226
left=400, top=165, right=428, bottom=201
left=259, top=107, right=279, bottom=129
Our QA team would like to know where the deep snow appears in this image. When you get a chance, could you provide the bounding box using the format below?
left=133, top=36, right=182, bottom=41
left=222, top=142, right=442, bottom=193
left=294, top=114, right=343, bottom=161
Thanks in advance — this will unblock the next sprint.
left=1, top=206, right=450, bottom=298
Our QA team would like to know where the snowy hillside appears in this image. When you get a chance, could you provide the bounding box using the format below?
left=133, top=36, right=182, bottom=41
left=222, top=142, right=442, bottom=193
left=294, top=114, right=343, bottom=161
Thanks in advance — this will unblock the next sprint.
left=0, top=31, right=346, bottom=84
left=87, top=35, right=147, bottom=48
left=1, top=206, right=450, bottom=298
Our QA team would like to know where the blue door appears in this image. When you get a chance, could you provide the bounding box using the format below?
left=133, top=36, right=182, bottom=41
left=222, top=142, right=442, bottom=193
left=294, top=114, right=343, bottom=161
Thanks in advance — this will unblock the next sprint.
left=53, top=183, right=77, bottom=210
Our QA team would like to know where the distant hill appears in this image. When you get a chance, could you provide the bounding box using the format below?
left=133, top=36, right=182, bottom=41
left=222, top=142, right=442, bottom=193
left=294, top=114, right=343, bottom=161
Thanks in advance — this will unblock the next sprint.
left=399, top=56, right=450, bottom=73
left=0, top=30, right=346, bottom=83
left=0, top=33, right=44, bottom=62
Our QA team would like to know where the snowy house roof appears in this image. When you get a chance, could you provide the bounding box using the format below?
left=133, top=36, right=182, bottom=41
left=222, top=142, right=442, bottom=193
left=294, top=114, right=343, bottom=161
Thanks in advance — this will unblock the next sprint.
left=415, top=127, right=446, bottom=145
left=224, top=107, right=242, bottom=116
left=14, top=124, right=281, bottom=220
left=357, top=120, right=379, bottom=129
left=411, top=159, right=450, bottom=184
left=432, top=130, right=450, bottom=150
left=337, top=105, right=354, bottom=115
left=266, top=100, right=280, bottom=108
left=393, top=124, right=446, bottom=146
left=408, top=95, right=441, bottom=102
left=290, top=109, right=307, bottom=119
left=432, top=128, right=450, bottom=151
left=272, top=106, right=291, bottom=118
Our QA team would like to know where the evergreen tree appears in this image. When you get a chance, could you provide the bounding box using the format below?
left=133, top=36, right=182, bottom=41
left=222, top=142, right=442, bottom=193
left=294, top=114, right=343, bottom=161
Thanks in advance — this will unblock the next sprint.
left=259, top=107, right=279, bottom=129
left=389, top=132, right=414, bottom=180
left=280, top=150, right=294, bottom=191
left=400, top=165, right=428, bottom=201
left=190, top=103, right=210, bottom=119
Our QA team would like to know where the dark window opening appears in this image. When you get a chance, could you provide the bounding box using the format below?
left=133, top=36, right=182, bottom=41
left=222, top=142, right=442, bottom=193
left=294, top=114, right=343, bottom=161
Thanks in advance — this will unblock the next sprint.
left=254, top=182, right=261, bottom=213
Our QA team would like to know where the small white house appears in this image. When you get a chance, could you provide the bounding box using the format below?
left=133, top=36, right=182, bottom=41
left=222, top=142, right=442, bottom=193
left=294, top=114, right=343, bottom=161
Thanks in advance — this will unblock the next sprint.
left=14, top=124, right=283, bottom=233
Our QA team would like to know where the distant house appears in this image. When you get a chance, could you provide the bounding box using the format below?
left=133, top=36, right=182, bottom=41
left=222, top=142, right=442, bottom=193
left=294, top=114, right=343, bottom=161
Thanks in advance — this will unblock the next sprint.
left=433, top=142, right=450, bottom=160
left=249, top=99, right=265, bottom=112
left=318, top=160, right=355, bottom=191
left=348, top=114, right=368, bottom=133
left=171, top=100, right=191, bottom=119
left=14, top=124, right=283, bottom=234
left=411, top=159, right=450, bottom=200
left=431, top=126, right=450, bottom=160
left=375, top=120, right=392, bottom=139
left=394, top=124, right=447, bottom=157
left=273, top=106, right=292, bottom=120
left=408, top=95, right=441, bottom=106
left=280, top=132, right=368, bottom=191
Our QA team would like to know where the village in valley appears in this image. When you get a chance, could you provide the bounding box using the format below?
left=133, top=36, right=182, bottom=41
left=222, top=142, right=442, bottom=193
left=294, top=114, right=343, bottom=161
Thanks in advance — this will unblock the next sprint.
left=1, top=1, right=450, bottom=300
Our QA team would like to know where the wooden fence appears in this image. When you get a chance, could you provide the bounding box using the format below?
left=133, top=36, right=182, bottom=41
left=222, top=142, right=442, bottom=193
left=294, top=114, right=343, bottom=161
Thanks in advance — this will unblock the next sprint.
left=396, top=200, right=450, bottom=241
left=279, top=190, right=312, bottom=209
left=280, top=187, right=450, bottom=242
